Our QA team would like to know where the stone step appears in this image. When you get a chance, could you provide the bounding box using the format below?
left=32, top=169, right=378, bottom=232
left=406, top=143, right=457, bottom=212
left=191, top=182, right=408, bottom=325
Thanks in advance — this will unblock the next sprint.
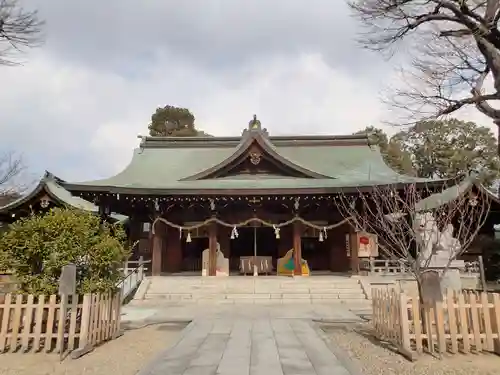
left=145, top=292, right=367, bottom=300
left=143, top=276, right=368, bottom=303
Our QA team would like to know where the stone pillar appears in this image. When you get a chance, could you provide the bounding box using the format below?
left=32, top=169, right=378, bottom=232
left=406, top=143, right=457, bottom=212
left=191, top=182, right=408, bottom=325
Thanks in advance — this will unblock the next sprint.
left=151, top=221, right=163, bottom=276
left=165, top=225, right=182, bottom=273
left=208, top=222, right=218, bottom=276
left=293, top=222, right=302, bottom=275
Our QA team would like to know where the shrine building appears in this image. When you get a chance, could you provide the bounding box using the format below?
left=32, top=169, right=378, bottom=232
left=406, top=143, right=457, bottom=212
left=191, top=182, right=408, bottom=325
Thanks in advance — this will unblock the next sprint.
left=46, top=116, right=458, bottom=277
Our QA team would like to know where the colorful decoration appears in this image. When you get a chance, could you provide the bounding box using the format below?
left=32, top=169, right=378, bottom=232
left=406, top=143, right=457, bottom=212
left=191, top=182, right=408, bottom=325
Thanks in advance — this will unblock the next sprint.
left=284, top=256, right=295, bottom=271
left=277, top=249, right=310, bottom=276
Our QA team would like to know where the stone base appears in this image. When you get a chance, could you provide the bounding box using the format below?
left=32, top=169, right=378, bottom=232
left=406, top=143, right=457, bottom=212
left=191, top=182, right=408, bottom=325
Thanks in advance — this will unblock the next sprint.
left=426, top=249, right=465, bottom=269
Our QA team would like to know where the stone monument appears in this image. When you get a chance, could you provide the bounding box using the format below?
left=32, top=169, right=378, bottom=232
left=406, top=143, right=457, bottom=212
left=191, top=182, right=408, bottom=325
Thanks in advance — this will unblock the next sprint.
left=58, top=263, right=77, bottom=296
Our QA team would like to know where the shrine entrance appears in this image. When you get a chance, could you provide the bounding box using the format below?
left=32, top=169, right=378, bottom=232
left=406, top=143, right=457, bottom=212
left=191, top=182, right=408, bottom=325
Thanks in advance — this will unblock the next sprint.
left=229, top=224, right=279, bottom=272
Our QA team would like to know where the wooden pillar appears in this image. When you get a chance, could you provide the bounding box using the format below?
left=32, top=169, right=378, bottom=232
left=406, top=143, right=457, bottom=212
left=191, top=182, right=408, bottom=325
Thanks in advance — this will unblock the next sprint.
left=293, top=222, right=302, bottom=275
left=278, top=226, right=293, bottom=257
left=328, top=225, right=350, bottom=272
left=350, top=231, right=360, bottom=275
left=165, top=226, right=182, bottom=273
left=219, top=225, right=231, bottom=258
left=208, top=223, right=217, bottom=276
left=151, top=223, right=163, bottom=276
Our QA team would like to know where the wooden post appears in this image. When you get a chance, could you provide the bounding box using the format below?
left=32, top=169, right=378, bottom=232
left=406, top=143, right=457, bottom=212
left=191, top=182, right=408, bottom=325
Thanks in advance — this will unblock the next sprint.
left=293, top=222, right=302, bottom=276
left=151, top=227, right=163, bottom=276
left=138, top=256, right=144, bottom=280
left=478, top=255, right=487, bottom=291
left=350, top=233, right=360, bottom=275
left=208, top=223, right=217, bottom=276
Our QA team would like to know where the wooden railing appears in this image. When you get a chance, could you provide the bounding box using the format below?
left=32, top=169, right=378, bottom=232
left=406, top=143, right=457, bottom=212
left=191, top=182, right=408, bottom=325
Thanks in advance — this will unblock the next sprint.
left=361, top=258, right=480, bottom=276
left=372, top=288, right=500, bottom=357
left=360, top=259, right=411, bottom=275
left=121, top=257, right=150, bottom=275
left=0, top=292, right=121, bottom=357
left=463, top=261, right=480, bottom=275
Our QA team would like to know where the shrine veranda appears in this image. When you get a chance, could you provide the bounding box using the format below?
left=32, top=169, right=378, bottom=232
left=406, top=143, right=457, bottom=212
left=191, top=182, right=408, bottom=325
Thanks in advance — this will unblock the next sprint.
left=1, top=117, right=497, bottom=277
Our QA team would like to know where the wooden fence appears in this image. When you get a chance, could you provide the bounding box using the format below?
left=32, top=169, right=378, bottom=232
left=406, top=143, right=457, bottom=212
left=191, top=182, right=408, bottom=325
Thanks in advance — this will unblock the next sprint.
left=0, top=292, right=121, bottom=357
left=372, top=288, right=500, bottom=358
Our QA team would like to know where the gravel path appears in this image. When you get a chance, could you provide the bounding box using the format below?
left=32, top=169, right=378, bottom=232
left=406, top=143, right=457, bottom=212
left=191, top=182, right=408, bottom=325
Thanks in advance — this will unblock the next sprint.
left=0, top=323, right=186, bottom=375
left=321, top=322, right=499, bottom=375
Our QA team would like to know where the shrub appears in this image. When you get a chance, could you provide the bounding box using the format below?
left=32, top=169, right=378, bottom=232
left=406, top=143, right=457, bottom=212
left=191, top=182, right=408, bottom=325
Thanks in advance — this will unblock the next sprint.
left=0, top=208, right=130, bottom=294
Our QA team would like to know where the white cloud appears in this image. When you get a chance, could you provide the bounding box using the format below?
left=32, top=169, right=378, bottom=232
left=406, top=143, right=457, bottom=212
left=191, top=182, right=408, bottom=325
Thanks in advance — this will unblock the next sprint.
left=0, top=49, right=388, bottom=182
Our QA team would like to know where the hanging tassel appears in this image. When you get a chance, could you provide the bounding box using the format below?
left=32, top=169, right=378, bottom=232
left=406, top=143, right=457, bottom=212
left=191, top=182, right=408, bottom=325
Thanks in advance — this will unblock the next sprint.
left=234, top=226, right=239, bottom=238
left=179, top=228, right=182, bottom=238
left=230, top=227, right=235, bottom=240
left=323, top=228, right=328, bottom=240
left=273, top=225, right=280, bottom=239
left=318, top=230, right=324, bottom=242
left=186, top=232, right=192, bottom=243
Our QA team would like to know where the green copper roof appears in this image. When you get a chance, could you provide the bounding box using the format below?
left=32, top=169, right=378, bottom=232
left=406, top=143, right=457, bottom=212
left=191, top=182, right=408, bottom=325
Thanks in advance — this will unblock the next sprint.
left=64, top=132, right=437, bottom=194
left=415, top=175, right=499, bottom=211
left=0, top=172, right=127, bottom=222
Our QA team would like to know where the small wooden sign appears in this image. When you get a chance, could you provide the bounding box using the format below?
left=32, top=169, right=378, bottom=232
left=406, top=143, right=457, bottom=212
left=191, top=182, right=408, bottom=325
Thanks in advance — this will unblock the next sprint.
left=58, top=263, right=77, bottom=296
left=356, top=232, right=378, bottom=258
left=345, top=234, right=351, bottom=257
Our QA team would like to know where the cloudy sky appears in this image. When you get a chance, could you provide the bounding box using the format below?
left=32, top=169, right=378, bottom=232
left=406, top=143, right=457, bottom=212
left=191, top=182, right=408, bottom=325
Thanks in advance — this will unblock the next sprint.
left=0, top=0, right=496, bottom=183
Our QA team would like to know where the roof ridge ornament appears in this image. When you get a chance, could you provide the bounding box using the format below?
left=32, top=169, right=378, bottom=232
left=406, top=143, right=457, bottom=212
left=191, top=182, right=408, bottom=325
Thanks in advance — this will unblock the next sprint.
left=242, top=114, right=268, bottom=137
left=249, top=114, right=261, bottom=130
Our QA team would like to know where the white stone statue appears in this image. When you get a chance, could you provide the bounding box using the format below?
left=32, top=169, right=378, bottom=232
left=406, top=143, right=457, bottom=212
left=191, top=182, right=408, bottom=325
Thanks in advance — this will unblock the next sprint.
left=414, top=212, right=439, bottom=265
left=414, top=213, right=465, bottom=293
left=438, top=224, right=461, bottom=258
left=201, top=242, right=229, bottom=276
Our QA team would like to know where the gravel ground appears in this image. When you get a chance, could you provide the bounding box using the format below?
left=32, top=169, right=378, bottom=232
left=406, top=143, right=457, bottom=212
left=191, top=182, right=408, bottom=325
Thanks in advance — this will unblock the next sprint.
left=0, top=323, right=186, bottom=375
left=322, top=322, right=500, bottom=375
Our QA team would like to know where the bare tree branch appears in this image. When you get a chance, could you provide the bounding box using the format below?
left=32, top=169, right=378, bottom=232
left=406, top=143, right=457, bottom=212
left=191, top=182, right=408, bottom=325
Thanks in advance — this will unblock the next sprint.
left=336, top=180, right=491, bottom=294
left=0, top=151, right=26, bottom=198
left=0, top=0, right=44, bottom=66
left=349, top=0, right=500, bottom=151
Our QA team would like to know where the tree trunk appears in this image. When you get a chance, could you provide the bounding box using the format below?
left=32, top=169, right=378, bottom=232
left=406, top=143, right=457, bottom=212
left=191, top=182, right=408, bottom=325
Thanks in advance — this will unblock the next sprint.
left=416, top=278, right=432, bottom=352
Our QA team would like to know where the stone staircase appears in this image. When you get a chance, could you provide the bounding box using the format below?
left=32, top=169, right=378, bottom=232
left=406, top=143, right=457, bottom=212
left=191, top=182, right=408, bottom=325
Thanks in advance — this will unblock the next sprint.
left=139, top=275, right=370, bottom=305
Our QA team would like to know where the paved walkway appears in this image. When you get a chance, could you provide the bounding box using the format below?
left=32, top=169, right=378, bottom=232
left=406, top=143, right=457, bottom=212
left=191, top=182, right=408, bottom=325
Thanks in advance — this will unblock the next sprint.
left=123, top=302, right=367, bottom=324
left=138, top=318, right=361, bottom=375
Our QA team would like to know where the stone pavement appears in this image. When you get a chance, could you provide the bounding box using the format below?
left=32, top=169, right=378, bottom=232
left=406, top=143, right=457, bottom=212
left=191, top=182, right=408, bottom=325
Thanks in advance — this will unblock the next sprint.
left=137, top=318, right=363, bottom=375
left=122, top=301, right=367, bottom=326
